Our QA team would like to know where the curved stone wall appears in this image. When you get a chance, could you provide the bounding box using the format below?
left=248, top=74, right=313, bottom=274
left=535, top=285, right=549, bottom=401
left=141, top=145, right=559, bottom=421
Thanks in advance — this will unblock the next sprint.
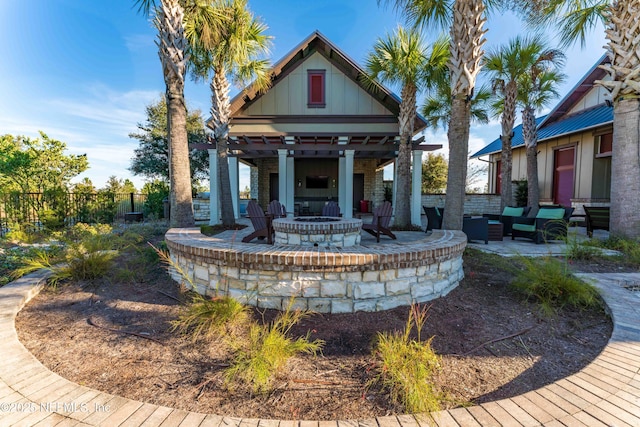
left=165, top=228, right=467, bottom=313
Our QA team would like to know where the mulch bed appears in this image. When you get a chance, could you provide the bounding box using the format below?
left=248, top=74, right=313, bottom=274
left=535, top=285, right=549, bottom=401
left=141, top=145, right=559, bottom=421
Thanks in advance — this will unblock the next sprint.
left=15, top=246, right=612, bottom=420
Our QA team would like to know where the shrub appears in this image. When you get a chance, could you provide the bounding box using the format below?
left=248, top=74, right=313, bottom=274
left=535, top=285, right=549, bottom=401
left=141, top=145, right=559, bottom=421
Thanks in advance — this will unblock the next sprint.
left=225, top=300, right=324, bottom=393
left=514, top=180, right=528, bottom=207
left=512, top=256, right=601, bottom=316
left=372, top=304, right=442, bottom=413
left=143, top=182, right=169, bottom=219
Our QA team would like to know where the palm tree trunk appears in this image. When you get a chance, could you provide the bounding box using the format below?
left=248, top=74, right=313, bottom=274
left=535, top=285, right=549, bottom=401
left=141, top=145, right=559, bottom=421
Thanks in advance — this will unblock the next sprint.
left=597, top=0, right=640, bottom=239
left=522, top=105, right=539, bottom=217
left=443, top=0, right=487, bottom=230
left=499, top=81, right=517, bottom=210
left=157, top=0, right=194, bottom=228
left=445, top=97, right=470, bottom=230
left=395, top=84, right=417, bottom=228
left=610, top=98, right=640, bottom=238
left=210, top=70, right=235, bottom=226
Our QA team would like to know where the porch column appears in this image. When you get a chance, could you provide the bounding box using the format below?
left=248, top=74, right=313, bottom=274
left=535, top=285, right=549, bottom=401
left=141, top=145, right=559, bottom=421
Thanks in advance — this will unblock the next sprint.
left=344, top=150, right=354, bottom=218
left=250, top=166, right=258, bottom=200
left=338, top=157, right=346, bottom=215
left=286, top=156, right=294, bottom=217
left=392, top=160, right=398, bottom=214
left=208, top=148, right=220, bottom=225
left=229, top=156, right=239, bottom=219
left=278, top=149, right=287, bottom=205
left=411, top=150, right=423, bottom=226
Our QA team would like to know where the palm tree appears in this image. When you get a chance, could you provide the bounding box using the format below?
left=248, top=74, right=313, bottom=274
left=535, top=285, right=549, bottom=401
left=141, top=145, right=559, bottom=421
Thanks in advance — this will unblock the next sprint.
left=189, top=0, right=271, bottom=226
left=380, top=0, right=489, bottom=230
left=364, top=29, right=448, bottom=227
left=513, top=0, right=640, bottom=238
left=483, top=35, right=565, bottom=210
left=135, top=0, right=193, bottom=228
left=135, top=0, right=220, bottom=227
left=421, top=82, right=492, bottom=129
left=518, top=69, right=566, bottom=217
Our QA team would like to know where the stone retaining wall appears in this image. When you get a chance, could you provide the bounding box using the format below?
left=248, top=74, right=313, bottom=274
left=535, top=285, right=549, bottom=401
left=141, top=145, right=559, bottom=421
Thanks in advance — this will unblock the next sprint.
left=165, top=228, right=467, bottom=313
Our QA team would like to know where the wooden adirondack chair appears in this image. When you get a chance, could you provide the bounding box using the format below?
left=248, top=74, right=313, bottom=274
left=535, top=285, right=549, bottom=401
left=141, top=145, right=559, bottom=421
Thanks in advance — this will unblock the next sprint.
left=242, top=200, right=273, bottom=244
left=362, top=201, right=396, bottom=242
left=267, top=200, right=286, bottom=218
left=321, top=201, right=341, bottom=217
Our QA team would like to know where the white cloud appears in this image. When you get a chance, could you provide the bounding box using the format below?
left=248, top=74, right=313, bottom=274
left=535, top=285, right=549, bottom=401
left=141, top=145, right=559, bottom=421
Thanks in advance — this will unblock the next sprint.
left=0, top=84, right=161, bottom=189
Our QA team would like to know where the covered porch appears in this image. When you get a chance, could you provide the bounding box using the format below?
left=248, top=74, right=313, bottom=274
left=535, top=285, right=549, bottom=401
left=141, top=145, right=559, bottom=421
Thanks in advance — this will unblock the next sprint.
left=204, top=132, right=440, bottom=225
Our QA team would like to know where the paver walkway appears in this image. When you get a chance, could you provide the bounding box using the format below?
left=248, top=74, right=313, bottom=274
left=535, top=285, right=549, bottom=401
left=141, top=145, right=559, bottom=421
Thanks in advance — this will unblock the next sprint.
left=1, top=268, right=640, bottom=425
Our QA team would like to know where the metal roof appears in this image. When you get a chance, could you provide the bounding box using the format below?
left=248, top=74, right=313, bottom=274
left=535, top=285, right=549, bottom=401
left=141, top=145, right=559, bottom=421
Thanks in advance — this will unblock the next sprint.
left=471, top=116, right=545, bottom=157
left=470, top=103, right=613, bottom=158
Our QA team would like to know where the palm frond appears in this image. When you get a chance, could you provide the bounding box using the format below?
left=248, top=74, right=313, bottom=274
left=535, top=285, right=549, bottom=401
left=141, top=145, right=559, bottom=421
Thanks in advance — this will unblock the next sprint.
left=134, top=0, right=156, bottom=17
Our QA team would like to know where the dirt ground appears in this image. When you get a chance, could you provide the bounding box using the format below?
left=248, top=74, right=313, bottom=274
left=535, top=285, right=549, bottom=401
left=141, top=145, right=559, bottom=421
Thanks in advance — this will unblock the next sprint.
left=15, top=242, right=614, bottom=420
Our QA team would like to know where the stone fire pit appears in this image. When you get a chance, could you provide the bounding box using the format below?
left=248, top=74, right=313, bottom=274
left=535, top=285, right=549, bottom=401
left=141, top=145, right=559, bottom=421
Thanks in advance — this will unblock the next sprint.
left=272, top=217, right=363, bottom=247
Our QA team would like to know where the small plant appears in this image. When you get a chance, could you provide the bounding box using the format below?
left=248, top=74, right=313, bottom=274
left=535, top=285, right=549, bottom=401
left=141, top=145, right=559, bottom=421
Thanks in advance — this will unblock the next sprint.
left=596, top=236, right=640, bottom=267
left=152, top=242, right=251, bottom=340
left=372, top=304, right=442, bottom=413
left=11, top=248, right=70, bottom=289
left=172, top=295, right=250, bottom=341
left=564, top=235, right=600, bottom=261
left=225, top=299, right=324, bottom=394
left=13, top=223, right=119, bottom=288
left=512, top=256, right=601, bottom=316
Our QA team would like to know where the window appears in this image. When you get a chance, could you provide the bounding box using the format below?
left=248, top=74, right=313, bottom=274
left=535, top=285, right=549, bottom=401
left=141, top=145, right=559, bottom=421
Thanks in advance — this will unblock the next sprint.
left=307, top=70, right=325, bottom=107
left=597, top=133, right=612, bottom=157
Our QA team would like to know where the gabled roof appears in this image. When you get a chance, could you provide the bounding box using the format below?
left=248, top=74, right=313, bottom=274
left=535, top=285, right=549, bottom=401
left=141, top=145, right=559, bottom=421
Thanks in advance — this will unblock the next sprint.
left=470, top=54, right=613, bottom=158
left=538, top=54, right=609, bottom=128
left=229, top=30, right=428, bottom=133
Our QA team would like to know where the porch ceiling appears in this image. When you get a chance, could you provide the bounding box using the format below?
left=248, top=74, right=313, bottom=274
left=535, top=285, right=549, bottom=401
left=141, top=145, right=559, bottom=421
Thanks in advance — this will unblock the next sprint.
left=191, top=134, right=441, bottom=167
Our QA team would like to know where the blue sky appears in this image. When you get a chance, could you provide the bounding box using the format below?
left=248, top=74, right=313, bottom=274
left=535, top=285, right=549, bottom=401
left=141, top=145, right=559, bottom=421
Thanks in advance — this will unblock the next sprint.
left=0, top=1, right=606, bottom=190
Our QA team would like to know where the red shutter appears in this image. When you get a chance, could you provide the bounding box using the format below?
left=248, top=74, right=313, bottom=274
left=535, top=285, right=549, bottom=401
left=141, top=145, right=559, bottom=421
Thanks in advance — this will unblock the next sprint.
left=307, top=70, right=325, bottom=107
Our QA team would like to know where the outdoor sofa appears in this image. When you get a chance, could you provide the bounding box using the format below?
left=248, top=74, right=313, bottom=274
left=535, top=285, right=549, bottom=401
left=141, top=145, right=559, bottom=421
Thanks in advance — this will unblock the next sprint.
left=483, top=206, right=531, bottom=236
left=511, top=206, right=574, bottom=244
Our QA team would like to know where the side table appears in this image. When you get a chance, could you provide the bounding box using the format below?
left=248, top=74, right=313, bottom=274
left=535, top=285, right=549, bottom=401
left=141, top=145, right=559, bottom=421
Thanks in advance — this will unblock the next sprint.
left=488, top=220, right=503, bottom=241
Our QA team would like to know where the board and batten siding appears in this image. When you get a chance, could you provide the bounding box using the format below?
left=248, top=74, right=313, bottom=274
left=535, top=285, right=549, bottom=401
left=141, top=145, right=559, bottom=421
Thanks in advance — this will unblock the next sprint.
left=507, top=130, right=596, bottom=201
left=567, top=77, right=611, bottom=115
left=243, top=52, right=392, bottom=117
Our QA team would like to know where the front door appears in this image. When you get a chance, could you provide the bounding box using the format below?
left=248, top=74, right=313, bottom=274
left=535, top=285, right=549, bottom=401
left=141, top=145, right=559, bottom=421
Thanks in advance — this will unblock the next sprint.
left=553, top=146, right=575, bottom=207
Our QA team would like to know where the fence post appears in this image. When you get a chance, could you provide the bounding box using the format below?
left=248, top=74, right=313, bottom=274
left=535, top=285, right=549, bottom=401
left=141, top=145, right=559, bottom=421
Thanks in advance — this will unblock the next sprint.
left=130, top=193, right=135, bottom=212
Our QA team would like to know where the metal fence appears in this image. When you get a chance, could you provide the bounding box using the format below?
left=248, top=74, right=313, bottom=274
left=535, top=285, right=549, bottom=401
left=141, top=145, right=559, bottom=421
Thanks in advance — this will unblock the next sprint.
left=0, top=192, right=148, bottom=235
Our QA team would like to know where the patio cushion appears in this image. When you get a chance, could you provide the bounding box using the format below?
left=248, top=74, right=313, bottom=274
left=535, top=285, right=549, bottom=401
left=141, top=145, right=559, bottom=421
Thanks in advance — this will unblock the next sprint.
left=502, top=206, right=524, bottom=217
left=536, top=208, right=565, bottom=220
left=512, top=223, right=536, bottom=232
left=488, top=220, right=501, bottom=225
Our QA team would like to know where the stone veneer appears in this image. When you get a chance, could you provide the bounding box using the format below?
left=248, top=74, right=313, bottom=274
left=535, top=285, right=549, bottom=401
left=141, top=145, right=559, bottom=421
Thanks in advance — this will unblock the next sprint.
left=273, top=217, right=362, bottom=247
left=165, top=228, right=467, bottom=313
